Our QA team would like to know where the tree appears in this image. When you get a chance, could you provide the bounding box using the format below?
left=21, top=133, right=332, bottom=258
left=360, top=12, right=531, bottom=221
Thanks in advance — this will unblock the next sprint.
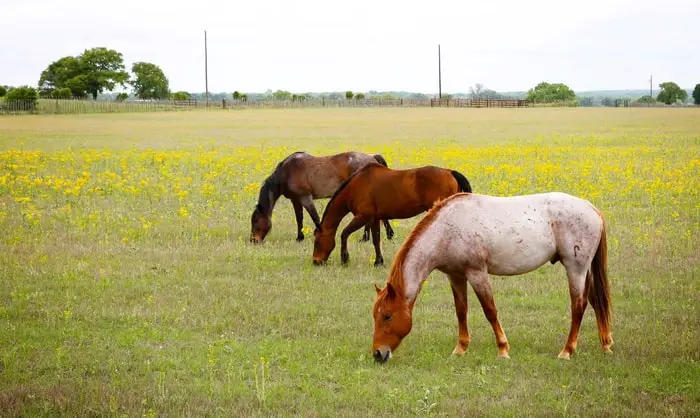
left=635, top=95, right=656, bottom=104
left=130, top=62, right=169, bottom=100
left=80, top=47, right=129, bottom=100
left=345, top=90, right=353, bottom=100
left=52, top=87, right=72, bottom=99
left=354, top=92, right=366, bottom=100
left=38, top=56, right=85, bottom=97
left=232, top=91, right=242, bottom=100
left=656, top=81, right=687, bottom=105
left=37, top=48, right=129, bottom=100
left=272, top=90, right=292, bottom=100
left=0, top=86, right=7, bottom=97
left=469, top=83, right=485, bottom=99
left=692, top=84, right=700, bottom=105
left=526, top=82, right=576, bottom=103
left=116, top=93, right=129, bottom=101
left=6, top=86, right=39, bottom=109
left=171, top=91, right=190, bottom=100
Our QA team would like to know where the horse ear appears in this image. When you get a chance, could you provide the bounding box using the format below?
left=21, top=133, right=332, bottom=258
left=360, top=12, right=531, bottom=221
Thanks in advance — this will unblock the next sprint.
left=386, top=283, right=397, bottom=300
left=374, top=283, right=382, bottom=295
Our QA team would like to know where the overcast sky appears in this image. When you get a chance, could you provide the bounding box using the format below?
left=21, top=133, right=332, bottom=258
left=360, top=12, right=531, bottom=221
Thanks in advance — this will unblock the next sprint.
left=2, top=0, right=699, bottom=94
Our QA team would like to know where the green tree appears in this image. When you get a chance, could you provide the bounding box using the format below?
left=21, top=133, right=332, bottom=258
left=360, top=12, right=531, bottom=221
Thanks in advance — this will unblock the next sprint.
left=656, top=81, right=687, bottom=105
left=0, top=86, right=7, bottom=97
left=38, top=56, right=84, bottom=97
left=232, top=91, right=242, bottom=100
left=52, top=87, right=72, bottom=99
left=526, top=82, right=576, bottom=103
left=345, top=90, right=353, bottom=100
left=354, top=92, right=365, bottom=100
left=272, top=90, right=292, bottom=100
left=130, top=62, right=170, bottom=100
left=116, top=93, right=129, bottom=101
left=38, top=48, right=128, bottom=99
left=635, top=95, right=656, bottom=104
left=171, top=91, right=191, bottom=100
left=692, top=84, right=700, bottom=105
left=6, top=85, right=39, bottom=109
left=80, top=48, right=129, bottom=100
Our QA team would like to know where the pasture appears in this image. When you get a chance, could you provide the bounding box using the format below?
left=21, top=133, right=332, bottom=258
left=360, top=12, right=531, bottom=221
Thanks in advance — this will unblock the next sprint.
left=1, top=108, right=698, bottom=416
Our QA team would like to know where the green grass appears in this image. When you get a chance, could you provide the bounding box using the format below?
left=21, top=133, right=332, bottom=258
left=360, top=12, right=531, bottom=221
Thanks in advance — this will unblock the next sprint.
left=1, top=108, right=698, bottom=416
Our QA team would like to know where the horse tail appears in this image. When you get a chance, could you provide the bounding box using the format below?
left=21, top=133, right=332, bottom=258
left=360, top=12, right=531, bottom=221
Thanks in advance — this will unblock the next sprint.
left=450, top=170, right=472, bottom=193
left=589, top=216, right=613, bottom=351
left=373, top=154, right=389, bottom=167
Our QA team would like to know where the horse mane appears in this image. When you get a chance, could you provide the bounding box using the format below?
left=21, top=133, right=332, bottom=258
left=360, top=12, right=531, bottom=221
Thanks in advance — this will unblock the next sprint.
left=318, top=162, right=383, bottom=228
left=257, top=151, right=306, bottom=213
left=384, top=193, right=471, bottom=299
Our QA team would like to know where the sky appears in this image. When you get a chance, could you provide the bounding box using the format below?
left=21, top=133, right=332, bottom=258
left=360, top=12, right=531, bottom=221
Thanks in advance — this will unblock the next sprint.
left=2, top=0, right=699, bottom=94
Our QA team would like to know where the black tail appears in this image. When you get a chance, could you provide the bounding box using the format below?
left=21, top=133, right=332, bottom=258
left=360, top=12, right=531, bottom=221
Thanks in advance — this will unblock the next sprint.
left=451, top=170, right=472, bottom=193
left=373, top=154, right=389, bottom=167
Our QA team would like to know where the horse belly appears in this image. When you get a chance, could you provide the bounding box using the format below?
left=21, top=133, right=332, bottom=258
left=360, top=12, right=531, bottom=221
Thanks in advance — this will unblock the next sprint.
left=485, top=223, right=557, bottom=276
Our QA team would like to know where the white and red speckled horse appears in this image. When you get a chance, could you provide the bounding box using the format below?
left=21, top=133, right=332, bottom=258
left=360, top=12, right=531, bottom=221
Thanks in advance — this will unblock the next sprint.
left=371, top=191, right=613, bottom=363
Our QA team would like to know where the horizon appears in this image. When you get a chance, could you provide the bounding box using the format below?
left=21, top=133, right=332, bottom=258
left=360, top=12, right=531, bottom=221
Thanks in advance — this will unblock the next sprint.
left=2, top=0, right=699, bottom=94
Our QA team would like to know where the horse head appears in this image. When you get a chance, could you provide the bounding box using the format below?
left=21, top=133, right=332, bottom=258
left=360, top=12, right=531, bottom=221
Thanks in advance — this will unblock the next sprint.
left=250, top=204, right=271, bottom=243
left=312, top=226, right=334, bottom=265
left=372, top=282, right=414, bottom=363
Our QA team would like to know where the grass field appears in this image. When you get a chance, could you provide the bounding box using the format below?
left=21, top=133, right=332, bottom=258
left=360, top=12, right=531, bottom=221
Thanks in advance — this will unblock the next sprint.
left=1, top=108, right=698, bottom=416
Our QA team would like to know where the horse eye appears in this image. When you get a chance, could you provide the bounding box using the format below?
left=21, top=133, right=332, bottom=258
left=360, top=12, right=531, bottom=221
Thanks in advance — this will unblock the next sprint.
left=383, top=314, right=392, bottom=321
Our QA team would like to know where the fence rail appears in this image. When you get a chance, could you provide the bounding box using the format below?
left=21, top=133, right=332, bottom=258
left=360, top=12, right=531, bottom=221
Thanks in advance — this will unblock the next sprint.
left=0, top=97, right=539, bottom=115
left=2, top=97, right=696, bottom=115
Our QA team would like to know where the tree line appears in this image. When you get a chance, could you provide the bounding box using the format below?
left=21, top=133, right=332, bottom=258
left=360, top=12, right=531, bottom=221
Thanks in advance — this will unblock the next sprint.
left=1, top=46, right=698, bottom=107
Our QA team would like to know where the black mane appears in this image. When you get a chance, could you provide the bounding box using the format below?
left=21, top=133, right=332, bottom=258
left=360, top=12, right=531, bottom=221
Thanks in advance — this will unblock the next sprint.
left=256, top=151, right=306, bottom=213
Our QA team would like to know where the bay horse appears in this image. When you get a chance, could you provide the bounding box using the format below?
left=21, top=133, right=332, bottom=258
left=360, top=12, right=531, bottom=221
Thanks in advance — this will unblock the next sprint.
left=250, top=151, right=395, bottom=243
left=312, top=163, right=472, bottom=266
left=371, top=192, right=613, bottom=363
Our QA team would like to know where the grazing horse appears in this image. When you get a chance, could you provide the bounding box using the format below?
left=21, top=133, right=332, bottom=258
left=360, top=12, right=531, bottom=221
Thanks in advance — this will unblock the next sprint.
left=371, top=192, right=613, bottom=363
left=312, top=163, right=472, bottom=266
left=250, top=151, right=395, bottom=243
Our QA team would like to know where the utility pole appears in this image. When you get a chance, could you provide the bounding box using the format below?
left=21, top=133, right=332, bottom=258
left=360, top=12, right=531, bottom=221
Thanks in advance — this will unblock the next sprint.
left=649, top=74, right=652, bottom=98
left=438, top=44, right=442, bottom=99
left=204, top=30, right=209, bottom=107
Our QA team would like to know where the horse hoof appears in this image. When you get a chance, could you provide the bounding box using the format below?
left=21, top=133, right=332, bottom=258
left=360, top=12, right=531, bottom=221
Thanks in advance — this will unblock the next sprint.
left=497, top=352, right=511, bottom=360
left=557, top=351, right=571, bottom=360
left=296, top=235, right=304, bottom=242
left=373, top=259, right=384, bottom=267
left=341, top=254, right=349, bottom=265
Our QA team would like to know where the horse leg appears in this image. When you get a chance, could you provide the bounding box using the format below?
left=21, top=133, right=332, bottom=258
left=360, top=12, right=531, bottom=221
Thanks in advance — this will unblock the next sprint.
left=448, top=274, right=470, bottom=355
left=360, top=224, right=370, bottom=242
left=340, top=215, right=369, bottom=265
left=467, top=269, right=510, bottom=359
left=557, top=263, right=590, bottom=360
left=299, top=195, right=321, bottom=230
left=291, top=198, right=304, bottom=241
left=383, top=220, right=395, bottom=240
left=370, top=218, right=384, bottom=266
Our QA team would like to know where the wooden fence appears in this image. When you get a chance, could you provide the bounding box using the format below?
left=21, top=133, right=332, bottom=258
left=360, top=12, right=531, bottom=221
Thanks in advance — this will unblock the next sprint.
left=0, top=97, right=537, bottom=115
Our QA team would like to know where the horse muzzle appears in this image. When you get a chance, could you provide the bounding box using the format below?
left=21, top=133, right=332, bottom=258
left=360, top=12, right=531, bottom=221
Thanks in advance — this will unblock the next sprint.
left=373, top=347, right=392, bottom=363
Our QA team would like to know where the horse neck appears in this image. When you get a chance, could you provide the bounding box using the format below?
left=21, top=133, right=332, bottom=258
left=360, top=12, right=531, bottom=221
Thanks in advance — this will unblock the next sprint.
left=320, top=193, right=350, bottom=233
left=259, top=178, right=281, bottom=216
left=390, top=238, right=439, bottom=308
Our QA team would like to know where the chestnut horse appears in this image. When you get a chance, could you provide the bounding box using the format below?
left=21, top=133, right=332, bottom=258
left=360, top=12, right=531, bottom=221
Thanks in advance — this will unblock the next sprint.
left=371, top=192, right=613, bottom=363
left=250, top=151, right=395, bottom=243
left=312, top=163, right=472, bottom=266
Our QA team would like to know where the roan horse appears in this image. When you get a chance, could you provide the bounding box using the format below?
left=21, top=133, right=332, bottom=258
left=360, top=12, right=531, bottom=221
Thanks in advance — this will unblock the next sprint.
left=371, top=192, right=613, bottom=363
left=250, top=151, right=395, bottom=243
left=312, top=163, right=472, bottom=266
